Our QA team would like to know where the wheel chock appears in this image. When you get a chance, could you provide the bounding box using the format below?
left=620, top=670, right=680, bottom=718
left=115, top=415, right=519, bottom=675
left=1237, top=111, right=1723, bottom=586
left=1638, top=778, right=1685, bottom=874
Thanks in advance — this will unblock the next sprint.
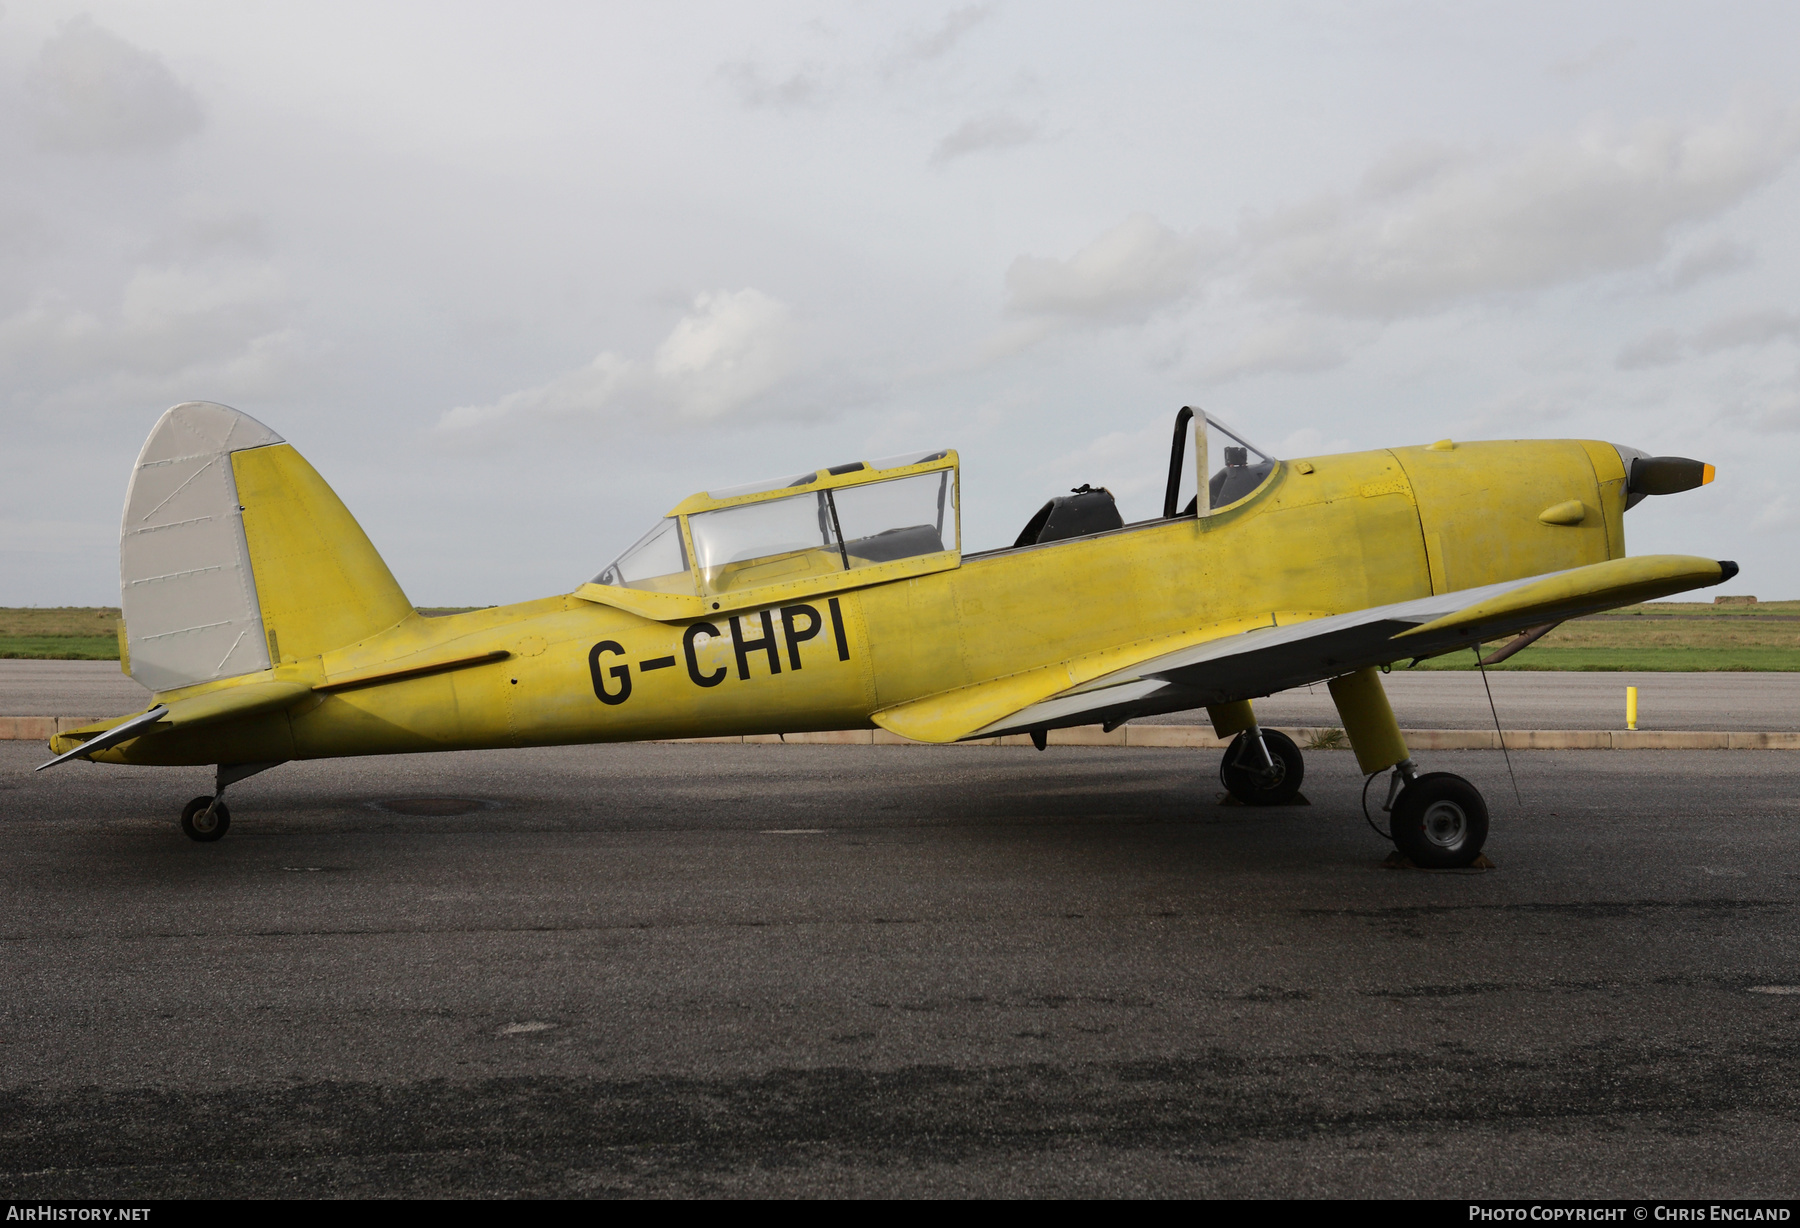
left=1381, top=850, right=1497, bottom=871
left=1215, top=792, right=1311, bottom=807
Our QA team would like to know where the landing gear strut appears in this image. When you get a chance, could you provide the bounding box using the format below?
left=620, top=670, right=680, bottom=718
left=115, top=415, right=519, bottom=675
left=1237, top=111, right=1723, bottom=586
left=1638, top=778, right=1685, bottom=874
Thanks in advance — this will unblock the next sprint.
left=1380, top=759, right=1489, bottom=868
left=1219, top=727, right=1304, bottom=805
left=176, top=760, right=284, bottom=843
left=180, top=795, right=231, bottom=842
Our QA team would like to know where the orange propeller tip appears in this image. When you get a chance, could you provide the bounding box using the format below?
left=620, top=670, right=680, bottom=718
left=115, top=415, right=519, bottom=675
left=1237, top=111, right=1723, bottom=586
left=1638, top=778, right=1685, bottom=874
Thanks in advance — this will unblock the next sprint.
left=1702, top=463, right=1716, bottom=485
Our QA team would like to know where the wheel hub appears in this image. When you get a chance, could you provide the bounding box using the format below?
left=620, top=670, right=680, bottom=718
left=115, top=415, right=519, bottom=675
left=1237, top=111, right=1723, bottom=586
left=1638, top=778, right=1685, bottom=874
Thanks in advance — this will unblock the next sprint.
left=1420, top=799, right=1467, bottom=848
left=1233, top=740, right=1286, bottom=790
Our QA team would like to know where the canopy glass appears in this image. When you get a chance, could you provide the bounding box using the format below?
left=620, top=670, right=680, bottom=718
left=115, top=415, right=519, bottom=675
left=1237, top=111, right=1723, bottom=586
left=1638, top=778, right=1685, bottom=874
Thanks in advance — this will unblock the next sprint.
left=591, top=460, right=956, bottom=598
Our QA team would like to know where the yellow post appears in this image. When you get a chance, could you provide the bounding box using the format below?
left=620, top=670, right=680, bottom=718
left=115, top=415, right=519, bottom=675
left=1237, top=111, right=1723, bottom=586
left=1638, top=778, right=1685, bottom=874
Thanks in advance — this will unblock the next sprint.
left=1327, top=667, right=1410, bottom=775
left=1626, top=685, right=1638, bottom=731
left=1206, top=700, right=1255, bottom=738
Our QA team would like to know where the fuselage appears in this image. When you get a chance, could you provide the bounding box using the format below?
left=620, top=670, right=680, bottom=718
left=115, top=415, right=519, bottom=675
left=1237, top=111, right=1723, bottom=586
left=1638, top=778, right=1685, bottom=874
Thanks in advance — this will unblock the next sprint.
left=96, top=437, right=1629, bottom=768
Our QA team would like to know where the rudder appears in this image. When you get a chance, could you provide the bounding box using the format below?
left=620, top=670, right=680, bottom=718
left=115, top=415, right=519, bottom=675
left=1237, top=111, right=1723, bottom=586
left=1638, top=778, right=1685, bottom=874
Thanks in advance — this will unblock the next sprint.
left=120, top=402, right=281, bottom=693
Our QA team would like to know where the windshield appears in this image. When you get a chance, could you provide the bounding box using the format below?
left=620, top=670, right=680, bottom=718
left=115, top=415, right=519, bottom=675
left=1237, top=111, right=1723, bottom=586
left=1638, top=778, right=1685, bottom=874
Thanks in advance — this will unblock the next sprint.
left=591, top=518, right=695, bottom=595
left=1206, top=415, right=1277, bottom=510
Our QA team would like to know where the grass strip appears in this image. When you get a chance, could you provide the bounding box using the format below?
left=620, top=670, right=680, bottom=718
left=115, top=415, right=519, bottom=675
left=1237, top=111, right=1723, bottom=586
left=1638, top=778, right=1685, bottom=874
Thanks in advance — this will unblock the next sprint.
left=1414, top=646, right=1800, bottom=672
left=0, top=636, right=122, bottom=660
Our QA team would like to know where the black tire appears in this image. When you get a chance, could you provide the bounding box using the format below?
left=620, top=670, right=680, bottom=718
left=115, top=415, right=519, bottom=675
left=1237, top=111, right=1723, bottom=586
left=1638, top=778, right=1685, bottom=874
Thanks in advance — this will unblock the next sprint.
left=180, top=796, right=231, bottom=842
left=1219, top=729, right=1304, bottom=806
left=1390, top=773, right=1488, bottom=868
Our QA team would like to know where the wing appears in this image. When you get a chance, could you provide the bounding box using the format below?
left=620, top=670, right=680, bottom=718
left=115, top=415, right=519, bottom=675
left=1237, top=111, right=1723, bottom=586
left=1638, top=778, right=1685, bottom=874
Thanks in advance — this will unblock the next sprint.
left=873, top=554, right=1734, bottom=743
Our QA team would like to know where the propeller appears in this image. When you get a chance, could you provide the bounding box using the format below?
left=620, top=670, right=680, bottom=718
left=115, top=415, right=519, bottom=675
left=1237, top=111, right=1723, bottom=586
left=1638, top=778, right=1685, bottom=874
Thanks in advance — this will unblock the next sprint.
left=1628, top=455, right=1714, bottom=497
left=1614, top=447, right=1715, bottom=509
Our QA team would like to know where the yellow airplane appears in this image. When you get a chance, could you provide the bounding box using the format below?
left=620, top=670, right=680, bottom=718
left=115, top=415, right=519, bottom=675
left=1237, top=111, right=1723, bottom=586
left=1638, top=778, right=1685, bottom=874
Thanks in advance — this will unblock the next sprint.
left=44, top=401, right=1730, bottom=867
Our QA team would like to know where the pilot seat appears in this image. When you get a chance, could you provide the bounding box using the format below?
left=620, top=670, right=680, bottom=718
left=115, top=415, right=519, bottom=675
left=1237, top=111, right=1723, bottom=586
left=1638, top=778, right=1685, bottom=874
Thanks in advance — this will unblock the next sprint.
left=1014, top=484, right=1123, bottom=548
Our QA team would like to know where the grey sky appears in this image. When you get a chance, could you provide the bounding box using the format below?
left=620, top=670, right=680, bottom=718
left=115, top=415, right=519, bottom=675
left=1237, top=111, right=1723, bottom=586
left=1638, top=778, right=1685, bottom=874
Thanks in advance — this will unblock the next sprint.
left=2, top=1, right=1795, bottom=606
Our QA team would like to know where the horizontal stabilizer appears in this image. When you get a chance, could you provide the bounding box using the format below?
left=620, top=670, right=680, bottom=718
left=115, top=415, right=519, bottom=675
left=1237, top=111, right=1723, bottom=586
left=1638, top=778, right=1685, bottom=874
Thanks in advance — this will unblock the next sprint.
left=41, top=680, right=314, bottom=765
left=36, top=705, right=170, bottom=771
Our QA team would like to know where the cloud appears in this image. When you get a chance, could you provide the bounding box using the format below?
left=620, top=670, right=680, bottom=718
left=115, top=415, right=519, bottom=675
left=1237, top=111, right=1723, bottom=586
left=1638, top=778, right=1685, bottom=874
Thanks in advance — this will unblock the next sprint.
left=931, top=110, right=1042, bottom=164
left=1276, top=427, right=1353, bottom=457
left=440, top=352, right=637, bottom=431
left=1693, top=309, right=1800, bottom=351
left=1241, top=101, right=1800, bottom=318
left=0, top=209, right=55, bottom=262
left=717, top=61, right=828, bottom=110
left=1200, top=319, right=1357, bottom=383
left=653, top=288, right=799, bottom=417
left=984, top=99, right=1800, bottom=385
left=1751, top=492, right=1799, bottom=530
left=1616, top=329, right=1685, bottom=369
left=887, top=4, right=994, bottom=72
left=1663, top=238, right=1755, bottom=289
left=26, top=17, right=205, bottom=153
left=1617, top=309, right=1800, bottom=367
left=1547, top=38, right=1636, bottom=81
left=1758, top=384, right=1800, bottom=434
left=1037, top=419, right=1172, bottom=506
left=1005, top=213, right=1210, bottom=323
left=0, top=259, right=295, bottom=397
left=439, top=289, right=801, bottom=431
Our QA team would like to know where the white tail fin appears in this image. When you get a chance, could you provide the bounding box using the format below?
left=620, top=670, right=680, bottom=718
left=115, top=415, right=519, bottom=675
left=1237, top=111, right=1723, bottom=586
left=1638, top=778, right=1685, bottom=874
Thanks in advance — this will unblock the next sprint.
left=119, top=402, right=284, bottom=693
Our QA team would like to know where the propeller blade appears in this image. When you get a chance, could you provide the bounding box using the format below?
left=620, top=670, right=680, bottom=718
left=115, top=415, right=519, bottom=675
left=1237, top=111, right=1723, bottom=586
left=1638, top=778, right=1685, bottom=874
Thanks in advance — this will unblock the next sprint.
left=1628, top=456, right=1714, bottom=497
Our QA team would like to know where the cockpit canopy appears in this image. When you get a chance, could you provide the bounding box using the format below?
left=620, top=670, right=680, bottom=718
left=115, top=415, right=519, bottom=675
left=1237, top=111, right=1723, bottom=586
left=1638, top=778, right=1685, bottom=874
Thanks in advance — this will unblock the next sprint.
left=589, top=412, right=1280, bottom=615
left=592, top=449, right=958, bottom=600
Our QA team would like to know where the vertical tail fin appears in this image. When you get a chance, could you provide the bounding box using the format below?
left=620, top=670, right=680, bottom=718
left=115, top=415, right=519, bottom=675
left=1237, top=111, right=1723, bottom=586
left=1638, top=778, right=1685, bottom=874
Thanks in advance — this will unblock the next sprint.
left=119, top=402, right=411, bottom=693
left=231, top=438, right=412, bottom=666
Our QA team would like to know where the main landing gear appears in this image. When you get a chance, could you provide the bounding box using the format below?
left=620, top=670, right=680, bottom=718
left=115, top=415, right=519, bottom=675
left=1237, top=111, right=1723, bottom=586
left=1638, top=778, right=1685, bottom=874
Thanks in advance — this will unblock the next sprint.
left=1213, top=670, right=1492, bottom=867
left=1319, top=666, right=1492, bottom=868
left=1377, top=759, right=1490, bottom=869
left=1219, top=727, right=1304, bottom=806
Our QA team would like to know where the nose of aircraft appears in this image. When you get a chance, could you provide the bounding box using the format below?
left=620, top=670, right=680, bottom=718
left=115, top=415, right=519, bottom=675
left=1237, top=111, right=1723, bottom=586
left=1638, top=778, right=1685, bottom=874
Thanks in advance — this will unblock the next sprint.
left=1612, top=445, right=1714, bottom=510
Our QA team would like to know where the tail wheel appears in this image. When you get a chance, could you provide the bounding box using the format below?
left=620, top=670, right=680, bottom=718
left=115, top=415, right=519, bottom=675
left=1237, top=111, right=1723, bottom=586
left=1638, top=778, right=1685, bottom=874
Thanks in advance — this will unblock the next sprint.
left=1219, top=729, right=1304, bottom=806
left=1390, top=773, right=1488, bottom=868
left=180, top=796, right=231, bottom=842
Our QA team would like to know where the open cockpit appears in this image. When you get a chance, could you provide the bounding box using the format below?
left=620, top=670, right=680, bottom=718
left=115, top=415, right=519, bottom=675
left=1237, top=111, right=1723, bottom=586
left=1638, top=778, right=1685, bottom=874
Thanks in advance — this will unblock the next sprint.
left=586, top=409, right=1280, bottom=611
left=1000, top=408, right=1280, bottom=554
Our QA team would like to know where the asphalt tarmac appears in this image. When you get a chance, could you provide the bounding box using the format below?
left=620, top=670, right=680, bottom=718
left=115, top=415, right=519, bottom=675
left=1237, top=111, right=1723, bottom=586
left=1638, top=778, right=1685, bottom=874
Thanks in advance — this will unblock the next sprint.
left=6, top=659, right=1800, bottom=730
left=3, top=739, right=1798, bottom=1197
